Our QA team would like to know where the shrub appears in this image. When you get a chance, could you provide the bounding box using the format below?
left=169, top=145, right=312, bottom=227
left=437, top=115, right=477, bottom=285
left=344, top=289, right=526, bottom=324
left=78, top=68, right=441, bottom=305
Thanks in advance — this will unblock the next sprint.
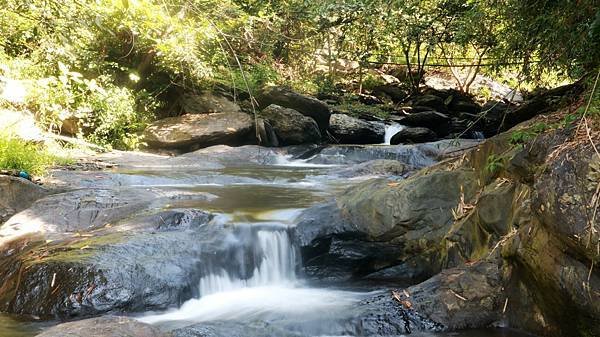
left=0, top=130, right=58, bottom=176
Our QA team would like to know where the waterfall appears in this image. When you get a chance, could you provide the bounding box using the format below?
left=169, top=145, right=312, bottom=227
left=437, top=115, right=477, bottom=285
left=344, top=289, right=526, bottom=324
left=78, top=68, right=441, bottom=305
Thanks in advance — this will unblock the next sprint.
left=198, top=229, right=297, bottom=296
left=383, top=123, right=405, bottom=145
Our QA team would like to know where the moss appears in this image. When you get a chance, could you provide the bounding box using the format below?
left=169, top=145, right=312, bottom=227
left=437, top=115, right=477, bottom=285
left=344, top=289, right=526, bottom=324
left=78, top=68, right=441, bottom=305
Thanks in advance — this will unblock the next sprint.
left=23, top=232, right=127, bottom=265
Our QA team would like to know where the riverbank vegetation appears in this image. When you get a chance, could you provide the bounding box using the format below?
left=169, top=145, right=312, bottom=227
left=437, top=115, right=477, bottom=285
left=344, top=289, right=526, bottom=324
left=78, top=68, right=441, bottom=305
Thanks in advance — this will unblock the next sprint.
left=0, top=0, right=598, bottom=150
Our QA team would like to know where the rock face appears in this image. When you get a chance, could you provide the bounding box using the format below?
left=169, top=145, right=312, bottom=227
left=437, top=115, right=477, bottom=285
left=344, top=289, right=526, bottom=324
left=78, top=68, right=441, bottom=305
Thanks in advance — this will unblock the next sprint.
left=0, top=176, right=49, bottom=225
left=328, top=114, right=384, bottom=144
left=390, top=127, right=437, bottom=144
left=399, top=111, right=451, bottom=137
left=143, top=112, right=254, bottom=150
left=35, top=316, right=163, bottom=337
left=295, top=167, right=479, bottom=282
left=179, top=91, right=241, bottom=114
left=260, top=104, right=321, bottom=145
left=295, top=118, right=599, bottom=336
left=257, top=86, right=331, bottom=132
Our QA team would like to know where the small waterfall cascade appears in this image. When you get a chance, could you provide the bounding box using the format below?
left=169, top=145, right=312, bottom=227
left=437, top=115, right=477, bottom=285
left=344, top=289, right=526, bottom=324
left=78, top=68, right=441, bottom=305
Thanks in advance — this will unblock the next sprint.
left=384, top=123, right=405, bottom=144
left=198, top=228, right=297, bottom=296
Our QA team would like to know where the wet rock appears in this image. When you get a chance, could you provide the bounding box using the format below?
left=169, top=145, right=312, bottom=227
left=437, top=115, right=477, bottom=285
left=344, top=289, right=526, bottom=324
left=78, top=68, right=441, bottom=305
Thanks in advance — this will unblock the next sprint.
left=390, top=127, right=438, bottom=144
left=449, top=99, right=481, bottom=115
left=260, top=105, right=321, bottom=145
left=143, top=112, right=254, bottom=151
left=353, top=291, right=444, bottom=335
left=171, top=321, right=300, bottom=337
left=179, top=91, right=241, bottom=114
left=1, top=188, right=159, bottom=237
left=0, top=176, right=49, bottom=225
left=255, top=118, right=279, bottom=147
left=409, top=95, right=448, bottom=113
left=0, top=208, right=218, bottom=317
left=328, top=114, right=384, bottom=144
left=338, top=170, right=478, bottom=241
left=35, top=316, right=163, bottom=337
left=399, top=111, right=451, bottom=137
left=395, top=259, right=504, bottom=330
left=257, top=86, right=331, bottom=132
left=333, top=159, right=411, bottom=178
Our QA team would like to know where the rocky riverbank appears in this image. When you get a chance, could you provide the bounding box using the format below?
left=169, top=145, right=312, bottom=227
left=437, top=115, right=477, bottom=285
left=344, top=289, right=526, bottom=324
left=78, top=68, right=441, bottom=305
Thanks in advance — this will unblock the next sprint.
left=0, top=83, right=597, bottom=337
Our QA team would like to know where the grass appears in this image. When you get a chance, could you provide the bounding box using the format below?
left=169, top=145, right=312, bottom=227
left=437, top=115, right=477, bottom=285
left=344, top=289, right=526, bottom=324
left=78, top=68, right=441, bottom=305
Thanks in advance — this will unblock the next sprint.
left=0, top=129, right=69, bottom=176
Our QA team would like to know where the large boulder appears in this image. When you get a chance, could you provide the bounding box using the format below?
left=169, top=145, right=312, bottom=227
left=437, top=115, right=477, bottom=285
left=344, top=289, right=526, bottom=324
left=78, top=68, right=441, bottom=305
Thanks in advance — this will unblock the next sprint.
left=35, top=316, right=163, bottom=337
left=399, top=111, right=451, bottom=137
left=143, top=112, right=254, bottom=151
left=390, top=127, right=438, bottom=144
left=294, top=168, right=479, bottom=282
left=0, top=176, right=49, bottom=225
left=257, top=86, right=331, bottom=132
left=391, top=258, right=504, bottom=331
left=260, top=104, right=321, bottom=145
left=328, top=114, right=384, bottom=144
left=409, top=95, right=448, bottom=113
left=0, top=206, right=218, bottom=318
left=179, top=91, right=241, bottom=114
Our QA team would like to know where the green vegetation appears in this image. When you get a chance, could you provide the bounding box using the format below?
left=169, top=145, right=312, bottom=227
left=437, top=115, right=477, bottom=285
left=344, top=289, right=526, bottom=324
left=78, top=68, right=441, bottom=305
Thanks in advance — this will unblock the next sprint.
left=0, top=0, right=598, bottom=149
left=0, top=130, right=69, bottom=176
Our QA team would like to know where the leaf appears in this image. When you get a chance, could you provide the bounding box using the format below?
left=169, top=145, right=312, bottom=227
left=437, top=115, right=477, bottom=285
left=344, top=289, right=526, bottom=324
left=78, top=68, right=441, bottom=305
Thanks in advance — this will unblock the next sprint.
left=122, top=0, right=129, bottom=9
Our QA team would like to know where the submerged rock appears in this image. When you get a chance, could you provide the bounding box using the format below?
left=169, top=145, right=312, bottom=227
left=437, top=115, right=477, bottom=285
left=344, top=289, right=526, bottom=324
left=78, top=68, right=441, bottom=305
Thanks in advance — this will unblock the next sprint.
left=143, top=112, right=254, bottom=151
left=35, top=316, right=163, bottom=337
left=328, top=114, right=384, bottom=144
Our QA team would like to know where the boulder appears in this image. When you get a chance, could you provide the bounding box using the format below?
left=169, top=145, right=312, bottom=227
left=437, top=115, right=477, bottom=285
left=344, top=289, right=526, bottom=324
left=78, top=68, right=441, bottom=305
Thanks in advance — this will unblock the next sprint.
left=0, top=208, right=225, bottom=318
left=399, top=111, right=451, bottom=137
left=409, top=95, right=448, bottom=113
left=448, top=99, right=481, bottom=115
left=390, top=127, right=438, bottom=144
left=328, top=114, right=384, bottom=144
left=372, top=84, right=408, bottom=102
left=35, top=316, right=163, bottom=337
left=0, top=176, right=49, bottom=225
left=143, top=112, right=254, bottom=151
left=179, top=91, right=241, bottom=114
left=257, top=86, right=331, bottom=132
left=294, top=168, right=479, bottom=282
left=392, top=259, right=504, bottom=331
left=260, top=105, right=321, bottom=145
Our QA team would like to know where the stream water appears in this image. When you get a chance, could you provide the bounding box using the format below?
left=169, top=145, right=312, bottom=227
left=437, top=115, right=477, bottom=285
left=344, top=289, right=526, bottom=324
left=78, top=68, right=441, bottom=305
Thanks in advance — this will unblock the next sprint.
left=0, top=144, right=531, bottom=337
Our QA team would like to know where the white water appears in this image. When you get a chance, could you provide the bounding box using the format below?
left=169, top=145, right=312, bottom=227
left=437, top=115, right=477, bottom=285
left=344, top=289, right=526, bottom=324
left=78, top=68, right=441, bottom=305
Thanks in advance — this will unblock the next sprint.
left=383, top=123, right=405, bottom=144
left=198, top=230, right=297, bottom=295
left=139, top=227, right=368, bottom=326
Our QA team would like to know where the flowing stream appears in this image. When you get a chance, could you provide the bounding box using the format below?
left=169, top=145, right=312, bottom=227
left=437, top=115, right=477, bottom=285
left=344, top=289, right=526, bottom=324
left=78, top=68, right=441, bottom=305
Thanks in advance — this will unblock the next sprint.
left=0, top=144, right=530, bottom=337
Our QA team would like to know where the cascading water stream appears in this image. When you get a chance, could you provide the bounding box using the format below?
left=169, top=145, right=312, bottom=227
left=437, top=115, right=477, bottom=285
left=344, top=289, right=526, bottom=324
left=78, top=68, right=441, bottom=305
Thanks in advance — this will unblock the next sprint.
left=383, top=123, right=405, bottom=144
left=198, top=229, right=297, bottom=295
left=140, top=225, right=369, bottom=329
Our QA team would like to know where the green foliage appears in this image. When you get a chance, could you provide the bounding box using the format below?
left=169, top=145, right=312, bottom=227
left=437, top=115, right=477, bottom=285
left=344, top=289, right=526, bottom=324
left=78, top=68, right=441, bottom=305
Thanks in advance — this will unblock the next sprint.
left=0, top=130, right=60, bottom=176
left=485, top=154, right=504, bottom=174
